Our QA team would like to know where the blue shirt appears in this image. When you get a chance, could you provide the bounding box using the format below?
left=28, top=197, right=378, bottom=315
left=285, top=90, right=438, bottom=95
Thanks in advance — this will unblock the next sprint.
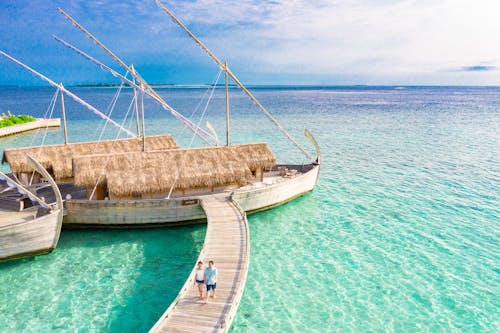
left=205, top=267, right=217, bottom=285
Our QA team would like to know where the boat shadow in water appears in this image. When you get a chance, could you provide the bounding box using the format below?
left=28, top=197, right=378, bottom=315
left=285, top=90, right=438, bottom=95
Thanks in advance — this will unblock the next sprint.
left=0, top=224, right=205, bottom=332
left=103, top=225, right=205, bottom=332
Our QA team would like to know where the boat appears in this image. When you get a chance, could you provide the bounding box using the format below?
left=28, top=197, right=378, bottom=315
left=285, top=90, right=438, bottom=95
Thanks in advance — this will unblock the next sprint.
left=0, top=155, right=63, bottom=262
left=0, top=3, right=320, bottom=228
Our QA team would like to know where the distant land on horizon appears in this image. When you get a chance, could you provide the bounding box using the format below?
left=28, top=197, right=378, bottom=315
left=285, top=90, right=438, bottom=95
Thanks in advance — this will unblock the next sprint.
left=75, top=83, right=240, bottom=88
left=1, top=84, right=500, bottom=89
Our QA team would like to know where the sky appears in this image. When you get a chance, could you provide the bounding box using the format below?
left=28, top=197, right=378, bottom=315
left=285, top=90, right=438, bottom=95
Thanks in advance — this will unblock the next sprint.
left=1, top=0, right=500, bottom=86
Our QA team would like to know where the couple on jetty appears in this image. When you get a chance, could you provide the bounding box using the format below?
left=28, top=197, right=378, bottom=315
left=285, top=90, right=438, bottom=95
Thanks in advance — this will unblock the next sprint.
left=194, top=260, right=217, bottom=302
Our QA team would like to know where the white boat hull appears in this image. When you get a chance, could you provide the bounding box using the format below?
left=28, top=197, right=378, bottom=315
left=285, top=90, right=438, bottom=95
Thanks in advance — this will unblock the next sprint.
left=233, top=164, right=319, bottom=213
left=63, top=163, right=320, bottom=227
left=0, top=209, right=63, bottom=262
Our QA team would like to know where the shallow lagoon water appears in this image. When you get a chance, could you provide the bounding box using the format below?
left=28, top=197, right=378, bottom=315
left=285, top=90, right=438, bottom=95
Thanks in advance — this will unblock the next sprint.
left=0, top=227, right=204, bottom=332
left=0, top=86, right=499, bottom=332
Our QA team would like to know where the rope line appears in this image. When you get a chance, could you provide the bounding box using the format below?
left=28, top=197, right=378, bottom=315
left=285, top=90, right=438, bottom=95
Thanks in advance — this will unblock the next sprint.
left=29, top=88, right=59, bottom=147
left=171, top=78, right=213, bottom=144
left=96, top=79, right=126, bottom=144
left=28, top=87, right=60, bottom=185
left=155, top=0, right=314, bottom=160
left=167, top=69, right=223, bottom=199
left=52, top=33, right=217, bottom=145
left=94, top=79, right=123, bottom=137
left=89, top=94, right=136, bottom=199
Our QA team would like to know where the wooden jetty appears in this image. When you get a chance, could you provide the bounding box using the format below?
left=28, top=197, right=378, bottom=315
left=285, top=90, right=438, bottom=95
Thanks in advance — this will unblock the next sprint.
left=150, top=193, right=250, bottom=333
left=0, top=118, right=60, bottom=137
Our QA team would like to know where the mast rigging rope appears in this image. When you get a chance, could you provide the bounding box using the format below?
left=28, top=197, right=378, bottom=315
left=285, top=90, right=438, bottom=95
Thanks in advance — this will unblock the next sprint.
left=167, top=69, right=223, bottom=199
left=89, top=95, right=137, bottom=199
left=95, top=78, right=126, bottom=144
left=155, top=0, right=314, bottom=161
left=53, top=13, right=218, bottom=146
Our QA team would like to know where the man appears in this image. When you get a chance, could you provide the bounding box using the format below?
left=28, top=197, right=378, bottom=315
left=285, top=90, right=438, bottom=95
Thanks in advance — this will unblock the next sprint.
left=204, top=260, right=217, bottom=302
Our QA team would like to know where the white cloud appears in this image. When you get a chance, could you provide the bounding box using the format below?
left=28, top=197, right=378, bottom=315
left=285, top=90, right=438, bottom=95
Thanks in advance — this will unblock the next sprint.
left=3, top=0, right=499, bottom=85
left=163, top=0, right=500, bottom=84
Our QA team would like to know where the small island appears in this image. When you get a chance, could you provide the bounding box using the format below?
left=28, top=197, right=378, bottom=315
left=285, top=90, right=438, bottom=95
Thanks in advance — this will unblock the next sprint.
left=0, top=111, right=60, bottom=137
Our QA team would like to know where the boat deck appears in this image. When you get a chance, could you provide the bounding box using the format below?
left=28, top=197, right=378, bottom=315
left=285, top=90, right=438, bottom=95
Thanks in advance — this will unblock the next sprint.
left=150, top=193, right=250, bottom=333
left=0, top=209, right=37, bottom=228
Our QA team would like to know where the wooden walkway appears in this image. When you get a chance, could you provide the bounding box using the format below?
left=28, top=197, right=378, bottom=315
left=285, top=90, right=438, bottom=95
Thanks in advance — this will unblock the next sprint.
left=0, top=118, right=60, bottom=137
left=149, top=194, right=250, bottom=333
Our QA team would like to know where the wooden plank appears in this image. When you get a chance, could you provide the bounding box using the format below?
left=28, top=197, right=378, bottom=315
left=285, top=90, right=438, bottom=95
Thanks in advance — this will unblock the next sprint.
left=149, top=194, right=249, bottom=333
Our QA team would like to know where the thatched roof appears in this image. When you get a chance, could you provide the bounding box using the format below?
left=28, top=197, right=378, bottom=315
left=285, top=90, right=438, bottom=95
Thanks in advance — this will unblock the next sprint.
left=230, top=143, right=278, bottom=170
left=73, top=143, right=276, bottom=197
left=2, top=135, right=178, bottom=180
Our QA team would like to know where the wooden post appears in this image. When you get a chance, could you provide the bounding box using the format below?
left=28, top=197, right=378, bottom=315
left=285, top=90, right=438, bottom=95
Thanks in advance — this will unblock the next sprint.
left=225, top=61, right=230, bottom=146
left=53, top=13, right=216, bottom=145
left=140, top=84, right=146, bottom=152
left=130, top=65, right=141, bottom=136
left=59, top=84, right=68, bottom=144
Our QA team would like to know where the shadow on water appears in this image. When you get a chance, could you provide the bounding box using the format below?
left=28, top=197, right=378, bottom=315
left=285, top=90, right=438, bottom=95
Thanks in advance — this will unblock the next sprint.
left=105, top=224, right=206, bottom=332
left=109, top=193, right=320, bottom=332
left=0, top=224, right=206, bottom=333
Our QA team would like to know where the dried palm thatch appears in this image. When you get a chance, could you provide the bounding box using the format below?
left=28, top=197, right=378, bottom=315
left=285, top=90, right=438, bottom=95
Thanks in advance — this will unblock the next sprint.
left=73, top=143, right=277, bottom=197
left=231, top=143, right=277, bottom=170
left=2, top=135, right=178, bottom=180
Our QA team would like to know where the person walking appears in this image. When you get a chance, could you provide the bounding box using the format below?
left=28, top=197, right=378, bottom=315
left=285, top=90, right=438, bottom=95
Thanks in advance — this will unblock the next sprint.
left=194, top=261, right=205, bottom=300
left=204, top=260, right=217, bottom=302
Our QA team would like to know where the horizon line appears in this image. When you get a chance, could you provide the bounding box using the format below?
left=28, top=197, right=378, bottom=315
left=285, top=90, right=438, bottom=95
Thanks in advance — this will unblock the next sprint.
left=1, top=84, right=500, bottom=88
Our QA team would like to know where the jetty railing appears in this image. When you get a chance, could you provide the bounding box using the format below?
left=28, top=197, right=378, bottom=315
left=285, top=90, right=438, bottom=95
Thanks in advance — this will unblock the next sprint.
left=219, top=194, right=250, bottom=331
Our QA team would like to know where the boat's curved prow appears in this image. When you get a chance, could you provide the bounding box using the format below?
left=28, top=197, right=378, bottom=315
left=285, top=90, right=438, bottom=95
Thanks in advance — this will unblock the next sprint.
left=304, top=129, right=321, bottom=165
left=0, top=155, right=64, bottom=262
left=26, top=154, right=63, bottom=212
left=26, top=154, right=64, bottom=247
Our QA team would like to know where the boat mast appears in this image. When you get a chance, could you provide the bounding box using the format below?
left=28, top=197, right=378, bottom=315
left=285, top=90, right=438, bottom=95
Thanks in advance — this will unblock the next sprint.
left=130, top=65, right=146, bottom=151
left=225, top=61, right=230, bottom=146
left=155, top=0, right=314, bottom=161
left=140, top=83, right=146, bottom=152
left=56, top=9, right=219, bottom=146
left=52, top=36, right=215, bottom=146
left=59, top=83, right=69, bottom=144
left=130, top=65, right=141, bottom=136
left=0, top=51, right=136, bottom=137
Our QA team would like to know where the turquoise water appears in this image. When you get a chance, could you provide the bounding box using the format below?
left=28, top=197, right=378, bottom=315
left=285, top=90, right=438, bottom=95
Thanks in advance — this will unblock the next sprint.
left=1, top=86, right=499, bottom=332
left=0, top=227, right=204, bottom=332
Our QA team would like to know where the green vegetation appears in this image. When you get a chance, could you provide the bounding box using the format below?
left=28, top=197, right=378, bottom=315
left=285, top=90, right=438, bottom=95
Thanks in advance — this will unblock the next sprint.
left=0, top=111, right=36, bottom=128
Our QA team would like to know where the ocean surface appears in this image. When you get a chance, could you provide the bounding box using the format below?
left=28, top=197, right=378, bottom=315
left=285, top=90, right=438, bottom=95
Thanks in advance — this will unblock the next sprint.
left=0, top=86, right=498, bottom=332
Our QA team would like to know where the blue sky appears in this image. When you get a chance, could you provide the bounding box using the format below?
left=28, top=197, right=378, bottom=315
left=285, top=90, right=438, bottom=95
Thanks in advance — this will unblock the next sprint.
left=1, top=0, right=500, bottom=86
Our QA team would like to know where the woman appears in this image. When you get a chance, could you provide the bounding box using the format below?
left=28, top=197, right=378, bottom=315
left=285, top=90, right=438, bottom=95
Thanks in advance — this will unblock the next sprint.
left=194, top=261, right=205, bottom=300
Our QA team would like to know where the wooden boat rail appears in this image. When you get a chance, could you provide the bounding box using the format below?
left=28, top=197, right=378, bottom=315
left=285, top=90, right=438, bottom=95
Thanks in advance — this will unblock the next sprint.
left=219, top=194, right=250, bottom=330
